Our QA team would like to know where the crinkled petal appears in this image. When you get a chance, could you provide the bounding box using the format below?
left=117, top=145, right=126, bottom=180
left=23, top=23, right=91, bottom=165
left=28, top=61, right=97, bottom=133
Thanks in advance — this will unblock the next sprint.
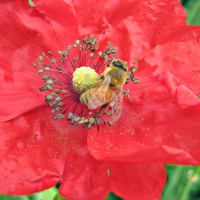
left=152, top=68, right=200, bottom=108
left=107, top=163, right=165, bottom=200
left=88, top=66, right=200, bottom=164
left=34, top=0, right=78, bottom=48
left=60, top=155, right=166, bottom=200
left=34, top=0, right=185, bottom=62
left=145, top=27, right=200, bottom=96
left=0, top=105, right=166, bottom=199
left=0, top=0, right=199, bottom=198
left=59, top=154, right=109, bottom=200
left=0, top=0, right=78, bottom=122
left=0, top=106, right=87, bottom=195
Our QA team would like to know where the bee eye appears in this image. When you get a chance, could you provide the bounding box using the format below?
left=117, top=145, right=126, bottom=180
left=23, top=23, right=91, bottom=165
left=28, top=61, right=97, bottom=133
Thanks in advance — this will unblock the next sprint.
left=113, top=60, right=127, bottom=71
left=113, top=61, right=123, bottom=68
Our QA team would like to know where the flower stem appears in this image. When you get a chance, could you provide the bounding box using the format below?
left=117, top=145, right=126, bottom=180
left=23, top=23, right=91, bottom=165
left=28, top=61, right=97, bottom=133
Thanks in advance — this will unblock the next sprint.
left=181, top=166, right=200, bottom=200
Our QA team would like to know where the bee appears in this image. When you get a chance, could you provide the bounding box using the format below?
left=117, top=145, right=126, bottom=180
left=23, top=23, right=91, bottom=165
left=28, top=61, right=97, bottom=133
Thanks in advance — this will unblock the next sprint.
left=80, top=59, right=128, bottom=122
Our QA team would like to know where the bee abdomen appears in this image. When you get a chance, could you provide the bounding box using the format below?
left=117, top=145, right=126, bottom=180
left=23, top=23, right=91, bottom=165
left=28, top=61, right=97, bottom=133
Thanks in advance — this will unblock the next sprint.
left=80, top=87, right=114, bottom=109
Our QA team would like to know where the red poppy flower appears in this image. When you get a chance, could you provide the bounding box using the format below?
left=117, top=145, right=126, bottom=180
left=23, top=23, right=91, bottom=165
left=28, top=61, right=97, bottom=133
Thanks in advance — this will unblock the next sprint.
left=0, top=0, right=200, bottom=199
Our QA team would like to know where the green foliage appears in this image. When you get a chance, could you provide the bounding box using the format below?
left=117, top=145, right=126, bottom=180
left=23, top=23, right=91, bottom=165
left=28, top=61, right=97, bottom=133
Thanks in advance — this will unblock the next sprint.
left=28, top=0, right=34, bottom=7
left=52, top=193, right=67, bottom=200
left=180, top=0, right=200, bottom=25
left=0, top=196, right=29, bottom=200
left=106, top=193, right=123, bottom=200
left=0, top=187, right=57, bottom=200
left=162, top=166, right=200, bottom=200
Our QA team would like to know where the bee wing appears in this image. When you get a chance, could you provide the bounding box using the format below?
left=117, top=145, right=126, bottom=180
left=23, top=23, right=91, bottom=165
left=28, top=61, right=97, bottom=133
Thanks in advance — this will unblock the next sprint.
left=87, top=73, right=112, bottom=109
left=109, top=88, right=123, bottom=122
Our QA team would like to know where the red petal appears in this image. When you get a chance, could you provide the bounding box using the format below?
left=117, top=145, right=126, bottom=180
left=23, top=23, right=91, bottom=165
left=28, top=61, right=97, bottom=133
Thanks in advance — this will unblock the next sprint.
left=35, top=0, right=186, bottom=62
left=60, top=155, right=166, bottom=200
left=0, top=105, right=165, bottom=199
left=107, top=163, right=166, bottom=200
left=88, top=66, right=200, bottom=164
left=59, top=155, right=109, bottom=200
left=139, top=0, right=200, bottom=96
left=34, top=0, right=78, bottom=47
left=0, top=106, right=87, bottom=195
left=0, top=0, right=199, bottom=197
left=0, top=0, right=78, bottom=122
left=145, top=27, right=200, bottom=97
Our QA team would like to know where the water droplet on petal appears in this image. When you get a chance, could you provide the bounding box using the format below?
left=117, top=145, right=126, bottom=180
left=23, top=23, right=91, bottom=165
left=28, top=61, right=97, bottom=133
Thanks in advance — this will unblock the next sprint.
left=17, top=141, right=24, bottom=149
left=10, top=184, right=15, bottom=192
left=37, top=168, right=42, bottom=172
left=33, top=132, right=42, bottom=140
left=18, top=179, right=22, bottom=184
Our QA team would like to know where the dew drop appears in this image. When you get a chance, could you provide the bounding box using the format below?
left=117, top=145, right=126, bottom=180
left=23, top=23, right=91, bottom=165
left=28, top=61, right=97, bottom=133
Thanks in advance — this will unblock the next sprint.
left=10, top=184, right=16, bottom=192
left=18, top=179, right=22, bottom=184
left=37, top=168, right=42, bottom=172
left=17, top=141, right=24, bottom=149
left=33, top=132, right=42, bottom=140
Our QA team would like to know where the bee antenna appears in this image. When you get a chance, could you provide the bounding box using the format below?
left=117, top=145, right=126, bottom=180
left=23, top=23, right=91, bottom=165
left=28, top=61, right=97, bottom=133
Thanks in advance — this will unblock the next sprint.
left=109, top=55, right=118, bottom=62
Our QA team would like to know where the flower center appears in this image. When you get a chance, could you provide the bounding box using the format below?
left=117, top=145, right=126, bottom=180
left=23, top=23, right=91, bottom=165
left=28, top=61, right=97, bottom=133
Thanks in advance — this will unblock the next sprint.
left=34, top=35, right=138, bottom=128
left=72, top=67, right=100, bottom=94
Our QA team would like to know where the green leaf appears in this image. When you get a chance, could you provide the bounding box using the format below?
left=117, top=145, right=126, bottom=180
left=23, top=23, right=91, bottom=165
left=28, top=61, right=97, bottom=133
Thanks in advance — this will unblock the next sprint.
left=28, top=0, right=34, bottom=7
left=0, top=187, right=58, bottom=200
left=30, top=187, right=58, bottom=200
left=180, top=0, right=200, bottom=25
left=0, top=196, right=30, bottom=200
left=162, top=165, right=200, bottom=200
left=106, top=193, right=123, bottom=200
left=53, top=193, right=67, bottom=200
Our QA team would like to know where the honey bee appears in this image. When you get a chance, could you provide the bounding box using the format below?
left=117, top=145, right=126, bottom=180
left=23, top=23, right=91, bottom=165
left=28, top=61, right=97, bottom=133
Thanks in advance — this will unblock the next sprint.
left=80, top=59, right=128, bottom=121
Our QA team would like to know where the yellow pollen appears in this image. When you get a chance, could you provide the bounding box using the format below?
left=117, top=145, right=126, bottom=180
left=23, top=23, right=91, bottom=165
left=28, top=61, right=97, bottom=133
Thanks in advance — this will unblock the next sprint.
left=72, top=66, right=100, bottom=94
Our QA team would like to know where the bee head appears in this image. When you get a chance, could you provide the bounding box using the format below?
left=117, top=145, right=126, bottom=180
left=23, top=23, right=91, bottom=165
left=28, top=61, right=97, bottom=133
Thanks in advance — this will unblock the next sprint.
left=111, top=59, right=127, bottom=71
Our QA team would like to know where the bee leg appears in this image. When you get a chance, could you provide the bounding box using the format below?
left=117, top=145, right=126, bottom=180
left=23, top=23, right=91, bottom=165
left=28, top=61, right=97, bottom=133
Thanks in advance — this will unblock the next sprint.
left=99, top=74, right=104, bottom=79
left=122, top=89, right=132, bottom=102
left=133, top=78, right=140, bottom=84
left=99, top=103, right=110, bottom=115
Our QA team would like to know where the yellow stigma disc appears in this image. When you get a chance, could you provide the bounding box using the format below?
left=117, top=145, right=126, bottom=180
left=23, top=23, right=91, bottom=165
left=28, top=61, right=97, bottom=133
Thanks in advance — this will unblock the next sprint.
left=72, top=67, right=100, bottom=94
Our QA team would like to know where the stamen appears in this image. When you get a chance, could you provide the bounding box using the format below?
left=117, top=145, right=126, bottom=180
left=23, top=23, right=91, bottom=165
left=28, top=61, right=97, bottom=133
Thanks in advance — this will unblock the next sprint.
left=35, top=35, right=138, bottom=128
left=33, top=63, right=38, bottom=68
